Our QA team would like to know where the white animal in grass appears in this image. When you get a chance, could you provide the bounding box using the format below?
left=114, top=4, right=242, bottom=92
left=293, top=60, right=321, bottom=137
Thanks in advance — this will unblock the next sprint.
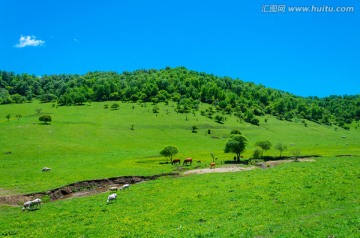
left=121, top=184, right=130, bottom=191
left=107, top=193, right=117, bottom=204
left=22, top=198, right=42, bottom=211
left=31, top=198, right=42, bottom=208
left=42, top=167, right=51, bottom=172
left=22, top=201, right=33, bottom=211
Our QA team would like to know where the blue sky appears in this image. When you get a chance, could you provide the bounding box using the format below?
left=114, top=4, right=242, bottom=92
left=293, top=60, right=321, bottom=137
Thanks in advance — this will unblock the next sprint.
left=0, top=0, right=359, bottom=97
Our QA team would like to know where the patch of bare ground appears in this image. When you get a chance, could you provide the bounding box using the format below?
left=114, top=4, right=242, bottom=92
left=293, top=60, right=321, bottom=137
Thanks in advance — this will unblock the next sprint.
left=182, top=158, right=315, bottom=175
left=183, top=165, right=256, bottom=175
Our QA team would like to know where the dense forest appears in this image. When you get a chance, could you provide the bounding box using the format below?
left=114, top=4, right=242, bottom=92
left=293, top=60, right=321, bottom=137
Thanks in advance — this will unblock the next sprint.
left=1, top=67, right=359, bottom=129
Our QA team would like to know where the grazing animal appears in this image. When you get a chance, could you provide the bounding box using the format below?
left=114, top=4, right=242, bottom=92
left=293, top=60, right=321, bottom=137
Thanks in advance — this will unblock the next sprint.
left=22, top=201, right=33, bottom=211
left=121, top=184, right=130, bottom=191
left=210, top=162, right=216, bottom=169
left=172, top=159, right=181, bottom=165
left=183, top=158, right=192, bottom=165
left=22, top=198, right=42, bottom=211
left=31, top=198, right=42, bottom=208
left=107, top=193, right=117, bottom=204
left=109, top=186, right=118, bottom=192
left=42, top=167, right=51, bottom=172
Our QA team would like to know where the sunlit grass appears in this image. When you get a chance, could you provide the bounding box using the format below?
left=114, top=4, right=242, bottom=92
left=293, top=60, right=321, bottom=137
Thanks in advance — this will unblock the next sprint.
left=0, top=156, right=359, bottom=237
left=0, top=101, right=359, bottom=194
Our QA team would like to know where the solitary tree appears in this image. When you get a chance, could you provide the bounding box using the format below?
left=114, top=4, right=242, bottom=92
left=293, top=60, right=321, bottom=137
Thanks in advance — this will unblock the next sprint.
left=39, top=115, right=52, bottom=125
left=160, top=146, right=178, bottom=163
left=255, top=140, right=272, bottom=158
left=6, top=114, right=11, bottom=122
left=224, top=135, right=247, bottom=162
left=275, top=143, right=287, bottom=158
left=16, top=114, right=22, bottom=120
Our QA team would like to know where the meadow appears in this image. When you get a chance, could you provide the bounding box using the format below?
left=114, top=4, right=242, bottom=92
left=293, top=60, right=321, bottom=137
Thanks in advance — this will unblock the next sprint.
left=0, top=101, right=359, bottom=237
left=0, top=157, right=359, bottom=237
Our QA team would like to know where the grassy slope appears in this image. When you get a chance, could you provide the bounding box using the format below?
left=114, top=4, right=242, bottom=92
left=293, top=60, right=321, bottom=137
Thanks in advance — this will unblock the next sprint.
left=0, top=156, right=359, bottom=237
left=0, top=101, right=359, bottom=194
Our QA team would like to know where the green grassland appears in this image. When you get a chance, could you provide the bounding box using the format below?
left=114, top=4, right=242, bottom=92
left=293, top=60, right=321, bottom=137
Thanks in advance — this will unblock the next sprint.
left=0, top=101, right=359, bottom=194
left=0, top=101, right=359, bottom=237
left=1, top=156, right=359, bottom=237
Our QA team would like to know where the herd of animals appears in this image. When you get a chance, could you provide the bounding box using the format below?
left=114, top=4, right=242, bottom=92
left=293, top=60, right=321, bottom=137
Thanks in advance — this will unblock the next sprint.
left=22, top=160, right=217, bottom=211
left=172, top=158, right=216, bottom=169
left=171, top=158, right=194, bottom=165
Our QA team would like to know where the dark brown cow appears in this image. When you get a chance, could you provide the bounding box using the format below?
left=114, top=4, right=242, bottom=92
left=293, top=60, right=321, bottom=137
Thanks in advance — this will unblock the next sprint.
left=172, top=159, right=181, bottom=165
left=183, top=158, right=192, bottom=165
left=210, top=162, right=216, bottom=169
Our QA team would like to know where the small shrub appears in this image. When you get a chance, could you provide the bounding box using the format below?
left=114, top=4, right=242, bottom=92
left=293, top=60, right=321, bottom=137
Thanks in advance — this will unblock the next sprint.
left=231, top=129, right=241, bottom=134
left=252, top=148, right=262, bottom=160
left=214, top=114, right=225, bottom=124
left=250, top=117, right=260, bottom=126
left=153, top=106, right=159, bottom=113
left=192, top=126, right=198, bottom=133
left=111, top=103, right=119, bottom=110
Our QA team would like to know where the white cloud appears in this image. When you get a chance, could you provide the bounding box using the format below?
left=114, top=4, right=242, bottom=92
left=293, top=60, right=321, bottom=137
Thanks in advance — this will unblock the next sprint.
left=15, top=35, right=45, bottom=48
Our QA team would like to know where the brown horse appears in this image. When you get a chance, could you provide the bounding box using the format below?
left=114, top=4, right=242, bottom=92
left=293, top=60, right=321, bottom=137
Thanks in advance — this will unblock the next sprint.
left=210, top=162, right=216, bottom=169
left=172, top=159, right=181, bottom=165
left=183, top=158, right=192, bottom=165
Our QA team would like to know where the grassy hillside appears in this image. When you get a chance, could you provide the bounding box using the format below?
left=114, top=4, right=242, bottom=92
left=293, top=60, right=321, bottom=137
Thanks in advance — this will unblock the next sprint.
left=1, top=156, right=359, bottom=237
left=0, top=101, right=359, bottom=194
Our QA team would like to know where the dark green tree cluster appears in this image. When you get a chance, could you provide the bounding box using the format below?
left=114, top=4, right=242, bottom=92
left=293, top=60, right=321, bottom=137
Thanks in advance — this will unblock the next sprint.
left=1, top=68, right=359, bottom=129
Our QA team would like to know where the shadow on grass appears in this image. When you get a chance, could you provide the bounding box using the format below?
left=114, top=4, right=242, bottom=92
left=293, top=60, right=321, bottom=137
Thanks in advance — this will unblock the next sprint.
left=223, top=155, right=321, bottom=165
